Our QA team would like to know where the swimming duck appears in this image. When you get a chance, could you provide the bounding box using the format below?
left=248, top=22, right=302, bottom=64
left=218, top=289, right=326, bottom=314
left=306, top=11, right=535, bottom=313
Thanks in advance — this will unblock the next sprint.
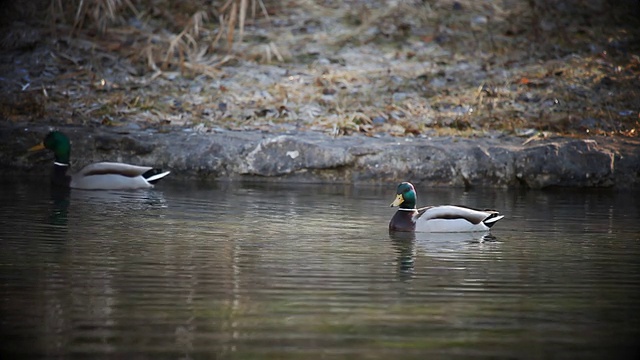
left=389, top=182, right=504, bottom=232
left=29, top=131, right=170, bottom=190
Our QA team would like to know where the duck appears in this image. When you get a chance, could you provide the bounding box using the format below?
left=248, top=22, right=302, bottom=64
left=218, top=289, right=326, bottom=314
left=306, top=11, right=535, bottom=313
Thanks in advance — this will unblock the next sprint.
left=389, top=182, right=504, bottom=232
left=29, top=131, right=170, bottom=190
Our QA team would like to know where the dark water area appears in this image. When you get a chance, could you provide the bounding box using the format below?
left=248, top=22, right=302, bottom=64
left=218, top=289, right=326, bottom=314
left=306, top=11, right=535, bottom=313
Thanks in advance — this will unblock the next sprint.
left=1, top=179, right=639, bottom=359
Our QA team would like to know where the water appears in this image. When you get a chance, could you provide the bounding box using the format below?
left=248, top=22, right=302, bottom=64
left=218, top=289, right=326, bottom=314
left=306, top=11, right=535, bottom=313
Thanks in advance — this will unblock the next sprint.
left=1, top=180, right=639, bottom=359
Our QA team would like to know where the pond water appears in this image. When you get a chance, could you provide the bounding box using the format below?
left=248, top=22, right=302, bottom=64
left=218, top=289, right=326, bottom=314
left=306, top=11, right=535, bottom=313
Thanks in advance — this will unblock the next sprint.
left=1, top=179, right=639, bottom=359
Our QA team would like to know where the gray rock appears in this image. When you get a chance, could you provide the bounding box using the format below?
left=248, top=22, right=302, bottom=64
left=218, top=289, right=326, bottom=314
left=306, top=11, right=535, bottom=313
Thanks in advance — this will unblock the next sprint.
left=514, top=140, right=615, bottom=188
left=3, top=125, right=639, bottom=188
left=237, top=135, right=354, bottom=176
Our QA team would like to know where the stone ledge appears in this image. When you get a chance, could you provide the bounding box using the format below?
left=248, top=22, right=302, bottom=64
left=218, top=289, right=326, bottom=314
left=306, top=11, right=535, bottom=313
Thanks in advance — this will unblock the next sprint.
left=2, top=125, right=639, bottom=189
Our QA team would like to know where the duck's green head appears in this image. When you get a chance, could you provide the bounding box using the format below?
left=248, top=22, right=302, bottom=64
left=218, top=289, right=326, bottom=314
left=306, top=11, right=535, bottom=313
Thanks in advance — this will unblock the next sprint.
left=390, top=182, right=417, bottom=209
left=29, top=131, right=71, bottom=164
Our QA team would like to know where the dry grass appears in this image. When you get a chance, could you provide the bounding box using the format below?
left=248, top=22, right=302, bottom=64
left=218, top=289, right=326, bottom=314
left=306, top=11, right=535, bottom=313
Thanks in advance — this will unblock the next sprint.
left=44, top=0, right=269, bottom=74
left=1, top=0, right=639, bottom=138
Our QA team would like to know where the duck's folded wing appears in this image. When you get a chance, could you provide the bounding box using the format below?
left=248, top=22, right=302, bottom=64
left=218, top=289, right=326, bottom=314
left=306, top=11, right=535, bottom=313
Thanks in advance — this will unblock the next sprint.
left=76, top=162, right=153, bottom=177
left=419, top=205, right=498, bottom=224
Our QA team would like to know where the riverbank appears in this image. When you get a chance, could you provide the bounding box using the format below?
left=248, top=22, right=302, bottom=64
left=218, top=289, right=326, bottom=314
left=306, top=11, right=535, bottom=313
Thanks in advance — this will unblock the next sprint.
left=1, top=1, right=638, bottom=188
left=3, top=124, right=639, bottom=189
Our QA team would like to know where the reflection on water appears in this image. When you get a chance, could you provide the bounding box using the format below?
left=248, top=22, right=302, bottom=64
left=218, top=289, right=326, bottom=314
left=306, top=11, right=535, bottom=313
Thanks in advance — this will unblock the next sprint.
left=45, top=187, right=168, bottom=226
left=49, top=187, right=70, bottom=226
left=389, top=231, right=498, bottom=280
left=0, top=180, right=639, bottom=359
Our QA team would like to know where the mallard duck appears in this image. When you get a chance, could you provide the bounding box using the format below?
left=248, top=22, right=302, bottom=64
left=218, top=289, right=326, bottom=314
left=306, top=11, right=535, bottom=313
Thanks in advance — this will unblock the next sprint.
left=29, top=131, right=170, bottom=190
left=389, top=182, right=504, bottom=232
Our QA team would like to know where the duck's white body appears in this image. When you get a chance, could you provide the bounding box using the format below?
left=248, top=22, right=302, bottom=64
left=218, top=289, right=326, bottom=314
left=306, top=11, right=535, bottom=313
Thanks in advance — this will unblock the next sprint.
left=70, top=162, right=170, bottom=190
left=410, top=205, right=504, bottom=233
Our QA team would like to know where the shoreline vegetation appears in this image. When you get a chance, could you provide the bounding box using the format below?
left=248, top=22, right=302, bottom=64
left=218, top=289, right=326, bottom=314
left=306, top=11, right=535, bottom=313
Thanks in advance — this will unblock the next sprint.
left=1, top=0, right=639, bottom=187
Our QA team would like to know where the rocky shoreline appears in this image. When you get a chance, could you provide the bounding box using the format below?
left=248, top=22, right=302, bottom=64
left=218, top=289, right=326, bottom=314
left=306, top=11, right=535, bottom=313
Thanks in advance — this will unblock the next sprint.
left=1, top=1, right=638, bottom=190
left=2, top=125, right=639, bottom=189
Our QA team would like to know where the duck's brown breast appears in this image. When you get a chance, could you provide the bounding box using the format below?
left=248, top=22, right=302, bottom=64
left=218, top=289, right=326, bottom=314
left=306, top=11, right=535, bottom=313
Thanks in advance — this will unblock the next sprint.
left=389, top=210, right=417, bottom=232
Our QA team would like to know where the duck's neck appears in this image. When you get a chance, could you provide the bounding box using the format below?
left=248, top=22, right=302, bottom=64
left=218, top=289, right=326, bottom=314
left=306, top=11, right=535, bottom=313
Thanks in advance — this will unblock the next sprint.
left=400, top=190, right=417, bottom=210
left=53, top=149, right=70, bottom=166
left=399, top=199, right=416, bottom=210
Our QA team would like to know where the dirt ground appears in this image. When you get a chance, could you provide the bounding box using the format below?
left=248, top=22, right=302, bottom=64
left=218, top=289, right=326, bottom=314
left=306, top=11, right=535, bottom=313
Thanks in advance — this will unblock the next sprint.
left=1, top=0, right=639, bottom=141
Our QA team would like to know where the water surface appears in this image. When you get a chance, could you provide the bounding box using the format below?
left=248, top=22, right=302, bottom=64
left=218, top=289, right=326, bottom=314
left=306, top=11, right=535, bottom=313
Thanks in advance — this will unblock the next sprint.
left=1, top=180, right=639, bottom=359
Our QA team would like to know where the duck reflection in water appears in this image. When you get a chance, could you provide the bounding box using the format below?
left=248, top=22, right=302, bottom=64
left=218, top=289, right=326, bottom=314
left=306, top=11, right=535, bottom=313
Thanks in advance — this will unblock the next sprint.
left=389, top=230, right=498, bottom=279
left=49, top=188, right=71, bottom=226
left=47, top=185, right=168, bottom=228
left=389, top=231, right=417, bottom=281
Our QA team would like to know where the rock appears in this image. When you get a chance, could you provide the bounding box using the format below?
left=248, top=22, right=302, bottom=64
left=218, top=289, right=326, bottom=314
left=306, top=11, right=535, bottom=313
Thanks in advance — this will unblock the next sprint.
left=612, top=139, right=640, bottom=187
left=237, top=135, right=354, bottom=176
left=353, top=142, right=457, bottom=185
left=457, top=146, right=516, bottom=187
left=3, top=125, right=639, bottom=188
left=515, top=140, right=615, bottom=188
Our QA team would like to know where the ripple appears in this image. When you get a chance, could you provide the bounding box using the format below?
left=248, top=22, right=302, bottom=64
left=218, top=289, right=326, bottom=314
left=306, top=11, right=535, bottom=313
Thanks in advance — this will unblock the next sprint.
left=0, top=183, right=639, bottom=358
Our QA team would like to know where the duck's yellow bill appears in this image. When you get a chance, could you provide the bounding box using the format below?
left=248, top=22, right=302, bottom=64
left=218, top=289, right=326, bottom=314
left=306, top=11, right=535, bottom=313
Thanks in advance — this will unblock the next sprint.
left=28, top=142, right=46, bottom=152
left=390, top=194, right=404, bottom=207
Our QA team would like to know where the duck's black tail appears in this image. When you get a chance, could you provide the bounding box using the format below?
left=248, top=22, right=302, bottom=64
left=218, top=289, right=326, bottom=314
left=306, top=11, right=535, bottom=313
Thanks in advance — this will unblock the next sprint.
left=143, top=169, right=171, bottom=184
left=483, top=212, right=504, bottom=228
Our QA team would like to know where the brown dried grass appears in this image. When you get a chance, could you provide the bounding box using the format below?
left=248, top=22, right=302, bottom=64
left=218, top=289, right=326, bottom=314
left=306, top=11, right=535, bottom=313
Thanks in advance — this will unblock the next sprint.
left=3, top=1, right=638, bottom=138
left=46, top=0, right=269, bottom=75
